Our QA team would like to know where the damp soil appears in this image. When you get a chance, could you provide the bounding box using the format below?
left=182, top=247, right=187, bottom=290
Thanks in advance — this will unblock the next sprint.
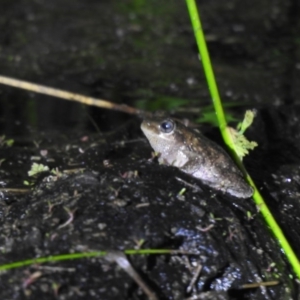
left=0, top=1, right=300, bottom=300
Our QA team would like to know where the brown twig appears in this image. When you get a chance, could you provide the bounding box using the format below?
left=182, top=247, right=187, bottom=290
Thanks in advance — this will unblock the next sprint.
left=106, top=251, right=158, bottom=300
left=186, top=263, right=202, bottom=293
left=0, top=75, right=148, bottom=116
left=241, top=280, right=279, bottom=289
left=0, top=188, right=30, bottom=194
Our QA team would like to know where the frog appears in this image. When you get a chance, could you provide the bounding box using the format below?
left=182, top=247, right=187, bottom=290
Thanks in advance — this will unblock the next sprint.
left=141, top=116, right=253, bottom=198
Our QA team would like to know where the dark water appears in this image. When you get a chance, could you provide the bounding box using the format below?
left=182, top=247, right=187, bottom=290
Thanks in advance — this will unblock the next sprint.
left=0, top=0, right=299, bottom=133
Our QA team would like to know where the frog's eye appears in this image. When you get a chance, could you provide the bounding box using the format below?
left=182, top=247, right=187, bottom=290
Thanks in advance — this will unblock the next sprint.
left=160, top=119, right=175, bottom=134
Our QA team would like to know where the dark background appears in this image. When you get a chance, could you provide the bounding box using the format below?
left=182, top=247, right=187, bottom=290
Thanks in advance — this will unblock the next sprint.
left=0, top=0, right=299, bottom=135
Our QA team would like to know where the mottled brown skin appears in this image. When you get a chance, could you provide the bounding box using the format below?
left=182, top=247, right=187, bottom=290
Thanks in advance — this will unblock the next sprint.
left=141, top=117, right=253, bottom=198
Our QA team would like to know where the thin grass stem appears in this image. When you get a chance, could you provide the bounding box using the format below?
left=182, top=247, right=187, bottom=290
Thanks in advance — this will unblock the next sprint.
left=186, top=0, right=300, bottom=279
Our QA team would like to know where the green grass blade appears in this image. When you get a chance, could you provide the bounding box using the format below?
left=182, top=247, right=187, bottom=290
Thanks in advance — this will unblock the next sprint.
left=185, top=0, right=226, bottom=131
left=0, top=252, right=107, bottom=271
left=0, top=249, right=182, bottom=272
left=185, top=0, right=300, bottom=279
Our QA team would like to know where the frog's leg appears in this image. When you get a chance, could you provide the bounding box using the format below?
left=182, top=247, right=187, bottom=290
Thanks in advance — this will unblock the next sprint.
left=179, top=154, right=205, bottom=176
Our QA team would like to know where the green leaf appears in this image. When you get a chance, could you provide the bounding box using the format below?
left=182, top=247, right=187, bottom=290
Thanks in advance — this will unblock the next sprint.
left=197, top=111, right=239, bottom=126
left=23, top=180, right=34, bottom=186
left=236, top=110, right=257, bottom=134
left=227, top=128, right=257, bottom=160
left=0, top=135, right=14, bottom=147
left=5, top=139, right=14, bottom=147
left=28, top=163, right=49, bottom=177
left=227, top=109, right=258, bottom=160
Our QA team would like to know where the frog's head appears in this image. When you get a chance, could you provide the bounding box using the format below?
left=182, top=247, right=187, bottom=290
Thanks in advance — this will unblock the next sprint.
left=141, top=117, right=187, bottom=155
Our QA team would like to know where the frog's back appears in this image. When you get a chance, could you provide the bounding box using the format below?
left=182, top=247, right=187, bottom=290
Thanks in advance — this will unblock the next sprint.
left=181, top=126, right=253, bottom=198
